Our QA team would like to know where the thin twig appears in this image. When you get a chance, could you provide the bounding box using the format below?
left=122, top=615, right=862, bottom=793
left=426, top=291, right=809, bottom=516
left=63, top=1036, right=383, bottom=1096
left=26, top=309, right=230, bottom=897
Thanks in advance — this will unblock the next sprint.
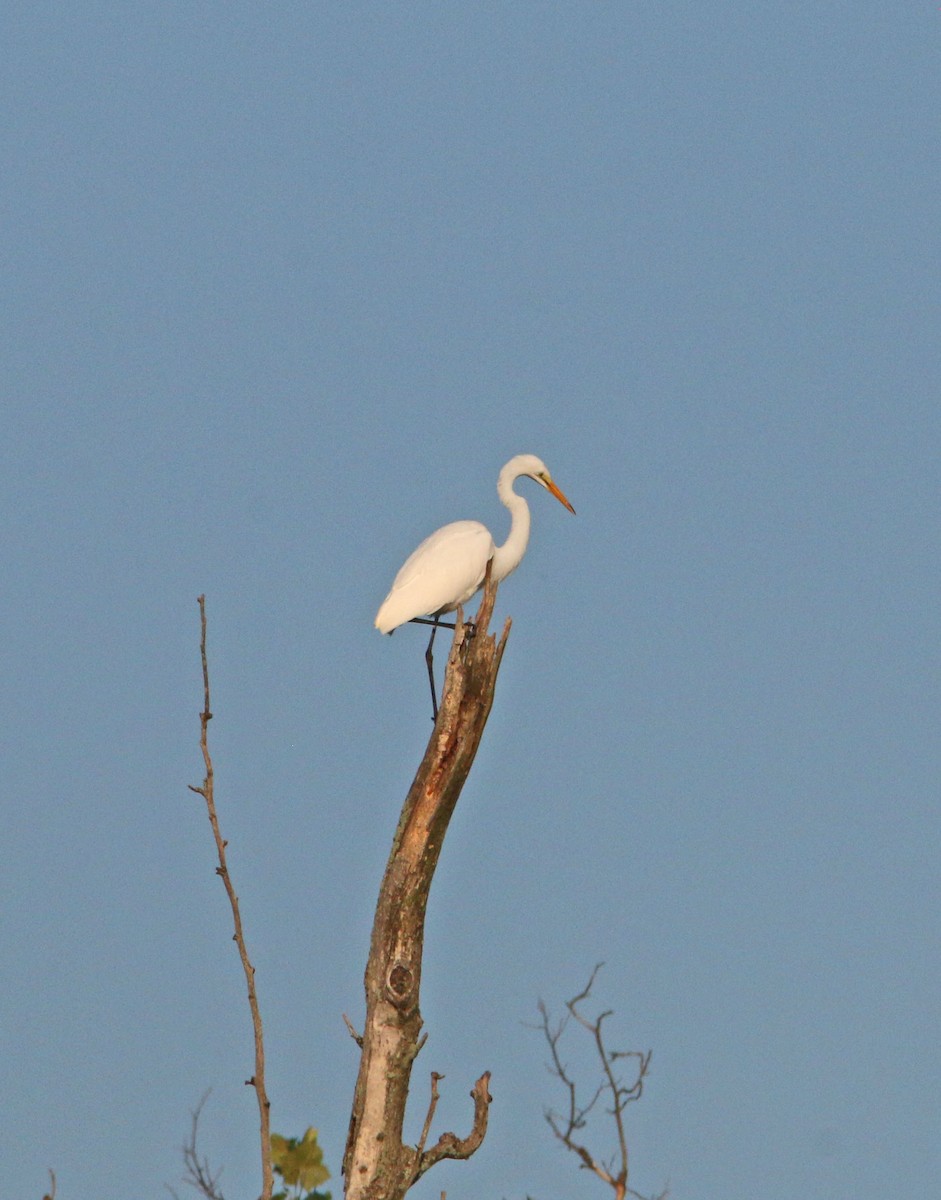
left=188, top=596, right=272, bottom=1200
left=415, top=1072, right=444, bottom=1158
left=42, top=1169, right=56, bottom=1200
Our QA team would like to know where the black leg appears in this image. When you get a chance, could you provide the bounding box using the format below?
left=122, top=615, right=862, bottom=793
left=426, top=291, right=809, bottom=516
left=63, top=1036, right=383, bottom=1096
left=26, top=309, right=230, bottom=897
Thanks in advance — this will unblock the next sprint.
left=411, top=614, right=476, bottom=637
left=424, top=618, right=440, bottom=721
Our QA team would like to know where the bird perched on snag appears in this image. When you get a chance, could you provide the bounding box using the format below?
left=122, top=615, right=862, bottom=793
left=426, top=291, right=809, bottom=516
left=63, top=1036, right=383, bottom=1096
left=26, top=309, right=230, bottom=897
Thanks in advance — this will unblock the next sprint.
left=376, top=454, right=575, bottom=718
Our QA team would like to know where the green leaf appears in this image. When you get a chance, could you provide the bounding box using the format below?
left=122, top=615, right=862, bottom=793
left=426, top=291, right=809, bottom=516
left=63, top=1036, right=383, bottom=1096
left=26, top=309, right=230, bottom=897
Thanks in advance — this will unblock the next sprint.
left=271, top=1133, right=291, bottom=1175
left=270, top=1127, right=331, bottom=1191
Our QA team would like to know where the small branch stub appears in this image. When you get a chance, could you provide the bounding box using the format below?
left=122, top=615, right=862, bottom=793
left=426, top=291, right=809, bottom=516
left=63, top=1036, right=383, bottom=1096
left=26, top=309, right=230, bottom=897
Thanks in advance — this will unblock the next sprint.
left=343, top=1014, right=365, bottom=1048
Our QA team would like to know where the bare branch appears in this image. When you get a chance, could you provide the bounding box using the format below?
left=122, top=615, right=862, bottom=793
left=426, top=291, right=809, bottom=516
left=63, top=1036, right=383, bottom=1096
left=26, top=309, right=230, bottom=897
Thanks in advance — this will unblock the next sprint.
left=569, top=961, right=606, bottom=1010
left=537, top=967, right=659, bottom=1200
left=190, top=596, right=272, bottom=1200
left=165, top=1090, right=226, bottom=1200
left=42, top=1169, right=56, bottom=1200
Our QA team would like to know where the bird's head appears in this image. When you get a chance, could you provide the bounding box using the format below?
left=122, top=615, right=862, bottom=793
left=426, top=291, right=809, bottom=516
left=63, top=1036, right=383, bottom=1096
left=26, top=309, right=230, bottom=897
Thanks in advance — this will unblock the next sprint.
left=515, top=455, right=576, bottom=514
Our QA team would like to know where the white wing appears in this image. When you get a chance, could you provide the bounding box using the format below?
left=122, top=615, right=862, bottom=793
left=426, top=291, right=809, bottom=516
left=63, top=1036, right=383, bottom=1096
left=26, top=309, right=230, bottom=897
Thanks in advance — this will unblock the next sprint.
left=375, top=520, right=495, bottom=633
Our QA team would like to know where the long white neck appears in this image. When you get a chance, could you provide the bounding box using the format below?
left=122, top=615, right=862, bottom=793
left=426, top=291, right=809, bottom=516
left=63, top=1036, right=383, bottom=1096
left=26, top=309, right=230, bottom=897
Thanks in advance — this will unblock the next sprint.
left=491, top=463, right=532, bottom=582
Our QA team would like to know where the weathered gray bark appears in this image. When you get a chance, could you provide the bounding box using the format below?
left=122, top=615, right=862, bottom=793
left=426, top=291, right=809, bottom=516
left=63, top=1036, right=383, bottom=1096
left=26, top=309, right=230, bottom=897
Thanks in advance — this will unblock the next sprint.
left=343, top=571, right=508, bottom=1200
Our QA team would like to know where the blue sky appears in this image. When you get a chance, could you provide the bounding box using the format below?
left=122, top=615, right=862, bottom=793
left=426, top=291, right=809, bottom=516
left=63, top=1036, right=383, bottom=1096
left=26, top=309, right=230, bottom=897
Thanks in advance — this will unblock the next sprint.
left=3, top=5, right=939, bottom=1199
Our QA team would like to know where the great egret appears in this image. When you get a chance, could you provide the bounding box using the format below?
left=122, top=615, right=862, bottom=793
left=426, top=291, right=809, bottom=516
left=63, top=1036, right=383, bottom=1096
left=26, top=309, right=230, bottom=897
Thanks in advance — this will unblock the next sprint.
left=375, top=453, right=575, bottom=717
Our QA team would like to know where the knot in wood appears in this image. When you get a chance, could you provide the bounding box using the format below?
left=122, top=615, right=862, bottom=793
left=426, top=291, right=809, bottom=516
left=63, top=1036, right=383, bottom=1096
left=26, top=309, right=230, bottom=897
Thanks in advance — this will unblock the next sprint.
left=386, top=960, right=415, bottom=1005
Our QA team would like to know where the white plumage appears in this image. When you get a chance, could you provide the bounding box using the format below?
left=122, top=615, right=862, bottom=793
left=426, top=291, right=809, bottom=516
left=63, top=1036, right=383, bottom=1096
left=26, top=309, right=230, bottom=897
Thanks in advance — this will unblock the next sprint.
left=375, top=453, right=575, bottom=634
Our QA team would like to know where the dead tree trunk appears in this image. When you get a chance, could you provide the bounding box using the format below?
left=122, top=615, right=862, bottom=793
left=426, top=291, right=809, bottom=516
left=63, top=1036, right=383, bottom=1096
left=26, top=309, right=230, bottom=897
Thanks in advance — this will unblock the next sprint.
left=343, top=570, right=509, bottom=1200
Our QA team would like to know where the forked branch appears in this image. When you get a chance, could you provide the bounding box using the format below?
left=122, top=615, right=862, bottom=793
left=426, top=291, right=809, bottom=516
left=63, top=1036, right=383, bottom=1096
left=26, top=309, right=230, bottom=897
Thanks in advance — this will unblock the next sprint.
left=165, top=1090, right=226, bottom=1200
left=537, top=965, right=667, bottom=1200
left=412, top=1070, right=493, bottom=1180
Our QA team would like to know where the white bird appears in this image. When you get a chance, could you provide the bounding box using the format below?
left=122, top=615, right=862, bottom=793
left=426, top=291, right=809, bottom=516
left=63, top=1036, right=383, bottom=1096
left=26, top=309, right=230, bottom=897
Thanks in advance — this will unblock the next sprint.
left=375, top=454, right=575, bottom=717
